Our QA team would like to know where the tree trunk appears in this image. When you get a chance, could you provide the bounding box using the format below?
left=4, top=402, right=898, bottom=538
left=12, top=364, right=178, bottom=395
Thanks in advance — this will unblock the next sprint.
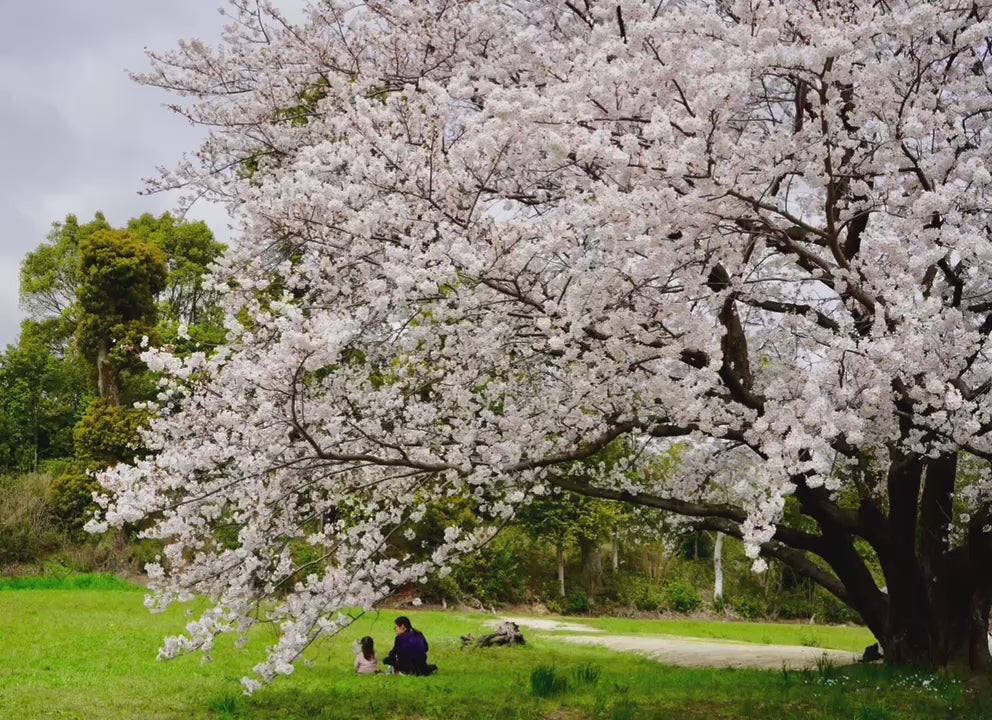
left=713, top=531, right=724, bottom=603
left=556, top=542, right=565, bottom=598
left=96, top=343, right=121, bottom=406
left=612, top=531, right=619, bottom=572
left=554, top=450, right=992, bottom=675
left=579, top=536, right=603, bottom=600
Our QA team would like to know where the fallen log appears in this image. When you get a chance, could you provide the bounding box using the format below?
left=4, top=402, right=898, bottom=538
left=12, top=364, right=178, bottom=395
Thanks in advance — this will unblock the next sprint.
left=461, top=621, right=526, bottom=648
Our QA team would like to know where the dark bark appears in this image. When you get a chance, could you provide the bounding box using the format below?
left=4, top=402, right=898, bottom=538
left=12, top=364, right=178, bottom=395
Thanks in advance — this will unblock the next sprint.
left=578, top=535, right=603, bottom=600
left=461, top=621, right=526, bottom=648
left=878, top=452, right=931, bottom=665
left=553, top=451, right=991, bottom=675
left=95, top=343, right=121, bottom=407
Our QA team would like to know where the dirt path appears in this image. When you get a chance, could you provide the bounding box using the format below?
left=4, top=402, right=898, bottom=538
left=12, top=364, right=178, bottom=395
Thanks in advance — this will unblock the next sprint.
left=498, top=617, right=860, bottom=670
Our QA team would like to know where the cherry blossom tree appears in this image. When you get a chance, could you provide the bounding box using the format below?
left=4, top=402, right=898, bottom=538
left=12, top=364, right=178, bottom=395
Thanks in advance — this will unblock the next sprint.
left=92, top=0, right=992, bottom=685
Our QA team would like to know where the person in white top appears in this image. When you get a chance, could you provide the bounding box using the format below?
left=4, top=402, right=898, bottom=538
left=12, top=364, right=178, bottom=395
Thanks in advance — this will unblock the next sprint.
left=354, top=636, right=380, bottom=674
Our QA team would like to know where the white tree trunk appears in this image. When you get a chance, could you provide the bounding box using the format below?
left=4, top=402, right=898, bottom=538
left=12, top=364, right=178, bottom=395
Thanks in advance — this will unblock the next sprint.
left=612, top=531, right=619, bottom=571
left=714, top=531, right=725, bottom=602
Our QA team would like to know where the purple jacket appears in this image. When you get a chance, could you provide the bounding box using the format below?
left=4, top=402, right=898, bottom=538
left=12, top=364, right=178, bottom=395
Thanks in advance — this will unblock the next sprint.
left=384, top=630, right=429, bottom=675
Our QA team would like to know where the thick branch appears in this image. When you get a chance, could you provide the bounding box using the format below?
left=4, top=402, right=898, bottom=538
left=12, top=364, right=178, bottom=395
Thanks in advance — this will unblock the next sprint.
left=549, top=475, right=823, bottom=554
left=692, top=516, right=850, bottom=605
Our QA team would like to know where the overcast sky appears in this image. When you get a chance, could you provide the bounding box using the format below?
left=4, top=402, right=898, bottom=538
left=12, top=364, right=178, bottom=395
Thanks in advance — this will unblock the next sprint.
left=0, top=1, right=299, bottom=349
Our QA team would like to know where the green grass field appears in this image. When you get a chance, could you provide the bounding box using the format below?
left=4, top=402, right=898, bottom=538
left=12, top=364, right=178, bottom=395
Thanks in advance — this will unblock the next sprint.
left=0, top=576, right=988, bottom=719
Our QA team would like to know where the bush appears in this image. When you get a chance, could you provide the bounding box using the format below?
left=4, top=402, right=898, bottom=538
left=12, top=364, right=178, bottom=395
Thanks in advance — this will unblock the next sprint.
left=0, top=474, right=65, bottom=565
left=614, top=573, right=664, bottom=611
left=452, top=534, right=526, bottom=606
left=49, top=468, right=103, bottom=533
left=74, top=398, right=149, bottom=464
left=663, top=579, right=702, bottom=613
left=732, top=595, right=766, bottom=619
left=565, top=589, right=591, bottom=614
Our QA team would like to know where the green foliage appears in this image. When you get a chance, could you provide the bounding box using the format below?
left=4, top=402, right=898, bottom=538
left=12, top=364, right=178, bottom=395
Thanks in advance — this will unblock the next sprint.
left=451, top=532, right=526, bottom=606
left=530, top=664, right=569, bottom=697
left=48, top=467, right=102, bottom=532
left=0, top=321, right=90, bottom=472
left=732, top=595, right=767, bottom=619
left=73, top=398, right=150, bottom=464
left=76, top=228, right=167, bottom=369
left=565, top=589, right=592, bottom=614
left=125, top=212, right=226, bottom=329
left=663, top=579, right=702, bottom=613
left=614, top=573, right=664, bottom=611
left=673, top=530, right=715, bottom=560
left=19, top=213, right=111, bottom=324
left=0, top=474, right=65, bottom=565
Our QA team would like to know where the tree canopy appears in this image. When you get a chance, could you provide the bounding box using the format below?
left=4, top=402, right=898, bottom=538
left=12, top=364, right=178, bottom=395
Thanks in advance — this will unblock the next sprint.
left=94, top=0, right=992, bottom=687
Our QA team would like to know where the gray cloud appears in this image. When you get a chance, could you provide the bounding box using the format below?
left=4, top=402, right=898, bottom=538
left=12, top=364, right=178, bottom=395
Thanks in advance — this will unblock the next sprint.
left=0, top=1, right=299, bottom=348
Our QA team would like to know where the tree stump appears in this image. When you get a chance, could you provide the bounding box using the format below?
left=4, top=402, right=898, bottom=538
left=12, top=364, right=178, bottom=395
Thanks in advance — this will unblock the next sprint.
left=461, top=621, right=526, bottom=648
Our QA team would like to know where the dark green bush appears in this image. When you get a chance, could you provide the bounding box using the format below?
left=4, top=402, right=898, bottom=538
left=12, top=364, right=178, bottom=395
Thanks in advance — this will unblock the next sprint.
left=663, top=579, right=702, bottom=613
left=565, top=589, right=591, bottom=614
left=49, top=468, right=102, bottom=532
left=73, top=398, right=149, bottom=464
left=452, top=534, right=526, bottom=606
left=732, top=595, right=767, bottom=619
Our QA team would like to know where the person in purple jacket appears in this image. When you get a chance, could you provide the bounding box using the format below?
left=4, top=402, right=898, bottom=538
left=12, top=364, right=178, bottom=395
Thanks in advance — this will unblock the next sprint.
left=383, top=616, right=437, bottom=676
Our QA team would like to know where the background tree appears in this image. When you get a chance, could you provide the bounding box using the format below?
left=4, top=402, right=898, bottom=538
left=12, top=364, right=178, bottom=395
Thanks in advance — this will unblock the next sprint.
left=0, top=321, right=89, bottom=473
left=95, top=0, right=992, bottom=685
left=19, top=213, right=112, bottom=344
left=75, top=230, right=167, bottom=406
left=126, top=213, right=226, bottom=333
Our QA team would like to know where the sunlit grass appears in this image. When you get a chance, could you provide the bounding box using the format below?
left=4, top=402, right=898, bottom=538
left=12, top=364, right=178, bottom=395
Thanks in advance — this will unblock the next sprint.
left=0, top=587, right=986, bottom=719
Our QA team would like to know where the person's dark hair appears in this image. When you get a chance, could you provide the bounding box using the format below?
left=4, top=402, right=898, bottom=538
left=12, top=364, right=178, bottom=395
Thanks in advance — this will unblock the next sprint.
left=395, top=616, right=413, bottom=632
left=360, top=635, right=375, bottom=661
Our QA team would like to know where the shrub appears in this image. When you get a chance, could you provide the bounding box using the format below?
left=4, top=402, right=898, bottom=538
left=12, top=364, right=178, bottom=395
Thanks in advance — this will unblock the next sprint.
left=530, top=665, right=568, bottom=697
left=663, top=579, right=702, bottom=613
left=73, top=398, right=149, bottom=464
left=49, top=468, right=103, bottom=533
left=615, top=573, right=663, bottom=611
left=565, top=589, right=591, bottom=614
left=0, top=474, right=65, bottom=565
left=452, top=535, right=526, bottom=606
left=732, top=595, right=766, bottom=619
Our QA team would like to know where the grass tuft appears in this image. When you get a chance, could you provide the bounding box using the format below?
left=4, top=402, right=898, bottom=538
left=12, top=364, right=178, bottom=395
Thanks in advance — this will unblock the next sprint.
left=572, top=662, right=601, bottom=687
left=530, top=664, right=569, bottom=697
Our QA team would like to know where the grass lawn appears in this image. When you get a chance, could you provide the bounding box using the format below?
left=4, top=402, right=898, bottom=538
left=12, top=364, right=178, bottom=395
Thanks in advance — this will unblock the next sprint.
left=0, top=577, right=989, bottom=719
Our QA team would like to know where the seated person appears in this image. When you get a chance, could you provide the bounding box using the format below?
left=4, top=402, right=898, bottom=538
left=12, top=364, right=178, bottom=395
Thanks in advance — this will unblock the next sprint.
left=354, top=636, right=379, bottom=674
left=383, top=616, right=437, bottom=676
